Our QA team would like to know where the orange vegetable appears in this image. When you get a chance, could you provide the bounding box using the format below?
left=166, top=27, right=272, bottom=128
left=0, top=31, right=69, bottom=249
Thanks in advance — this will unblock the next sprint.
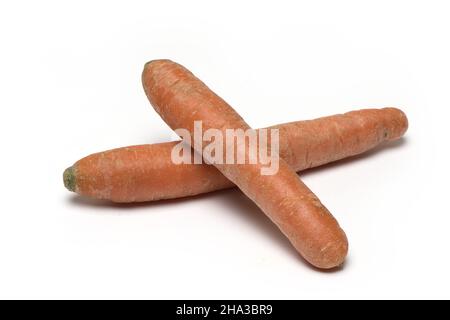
left=142, top=60, right=352, bottom=268
left=64, top=108, right=407, bottom=204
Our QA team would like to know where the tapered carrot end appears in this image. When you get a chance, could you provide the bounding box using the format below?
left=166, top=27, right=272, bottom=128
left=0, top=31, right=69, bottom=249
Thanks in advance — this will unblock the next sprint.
left=143, top=60, right=155, bottom=70
left=63, top=166, right=76, bottom=192
left=316, top=237, right=349, bottom=269
left=382, top=107, right=409, bottom=141
left=143, top=59, right=172, bottom=71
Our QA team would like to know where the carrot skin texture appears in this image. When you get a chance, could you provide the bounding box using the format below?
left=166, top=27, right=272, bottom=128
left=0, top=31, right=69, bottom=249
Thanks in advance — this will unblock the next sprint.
left=67, top=107, right=407, bottom=203
left=141, top=60, right=351, bottom=269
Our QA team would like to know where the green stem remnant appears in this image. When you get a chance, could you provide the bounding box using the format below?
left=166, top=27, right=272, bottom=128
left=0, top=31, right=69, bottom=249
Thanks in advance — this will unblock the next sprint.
left=63, top=166, right=76, bottom=192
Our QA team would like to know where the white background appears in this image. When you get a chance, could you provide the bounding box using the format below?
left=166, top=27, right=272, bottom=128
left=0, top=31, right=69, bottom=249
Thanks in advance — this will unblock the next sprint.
left=0, top=0, right=449, bottom=299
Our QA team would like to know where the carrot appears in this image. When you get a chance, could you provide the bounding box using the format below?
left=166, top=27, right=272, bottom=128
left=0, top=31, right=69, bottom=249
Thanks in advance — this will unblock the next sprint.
left=140, top=60, right=355, bottom=269
left=64, top=108, right=408, bottom=203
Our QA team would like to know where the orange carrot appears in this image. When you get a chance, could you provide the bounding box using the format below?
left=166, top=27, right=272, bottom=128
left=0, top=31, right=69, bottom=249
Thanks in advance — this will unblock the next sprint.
left=141, top=60, right=353, bottom=268
left=64, top=108, right=407, bottom=203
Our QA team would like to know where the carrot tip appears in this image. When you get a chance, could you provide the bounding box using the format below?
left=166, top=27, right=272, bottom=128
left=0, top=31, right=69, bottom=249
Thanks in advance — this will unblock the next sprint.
left=63, top=166, right=76, bottom=192
left=144, top=60, right=155, bottom=68
left=144, top=60, right=160, bottom=69
left=143, top=59, right=172, bottom=70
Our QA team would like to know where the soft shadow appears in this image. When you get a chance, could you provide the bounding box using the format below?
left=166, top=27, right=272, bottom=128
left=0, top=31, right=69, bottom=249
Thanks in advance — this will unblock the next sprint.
left=67, top=190, right=347, bottom=272
left=66, top=189, right=221, bottom=211
left=65, top=138, right=406, bottom=271
left=301, top=137, right=408, bottom=177
left=210, top=188, right=348, bottom=273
